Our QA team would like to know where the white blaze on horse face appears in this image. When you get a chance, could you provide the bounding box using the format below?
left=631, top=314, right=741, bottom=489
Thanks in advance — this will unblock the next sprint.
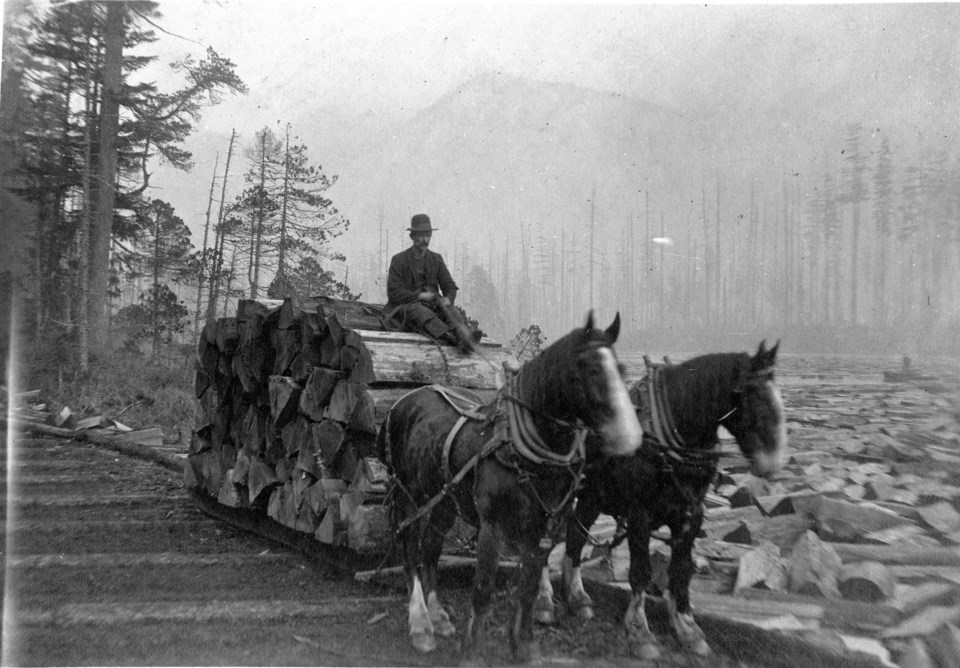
left=596, top=347, right=643, bottom=455
left=752, top=379, right=787, bottom=477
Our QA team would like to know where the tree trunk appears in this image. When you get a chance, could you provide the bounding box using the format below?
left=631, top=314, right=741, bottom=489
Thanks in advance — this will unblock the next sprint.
left=77, top=39, right=98, bottom=375
left=276, top=124, right=291, bottom=284
left=208, top=130, right=237, bottom=322
left=87, top=2, right=124, bottom=352
left=152, top=208, right=161, bottom=355
left=194, top=153, right=220, bottom=335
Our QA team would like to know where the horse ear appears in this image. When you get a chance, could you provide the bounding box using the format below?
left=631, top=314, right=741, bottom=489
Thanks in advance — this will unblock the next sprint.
left=605, top=312, right=621, bottom=342
left=752, top=339, right=778, bottom=370
left=584, top=310, right=596, bottom=335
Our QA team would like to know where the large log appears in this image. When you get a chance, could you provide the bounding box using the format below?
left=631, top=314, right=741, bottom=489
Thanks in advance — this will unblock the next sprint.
left=310, top=419, right=346, bottom=468
left=298, top=367, right=340, bottom=422
left=191, top=296, right=515, bottom=556
left=828, top=543, right=960, bottom=566
left=811, top=497, right=915, bottom=542
left=239, top=402, right=264, bottom=457
left=237, top=298, right=283, bottom=320
left=735, top=541, right=787, bottom=592
left=357, top=330, right=509, bottom=389
left=342, top=329, right=376, bottom=384
left=248, top=458, right=279, bottom=504
left=789, top=530, right=842, bottom=599
left=215, top=317, right=239, bottom=354
left=280, top=414, right=310, bottom=459
left=277, top=296, right=309, bottom=330
left=837, top=560, right=895, bottom=602
left=325, top=381, right=377, bottom=434
left=272, top=329, right=301, bottom=376
left=268, top=375, right=301, bottom=429
left=315, top=296, right=388, bottom=330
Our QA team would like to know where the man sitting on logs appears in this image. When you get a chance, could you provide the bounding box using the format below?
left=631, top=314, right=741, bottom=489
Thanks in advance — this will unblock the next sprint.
left=384, top=213, right=481, bottom=353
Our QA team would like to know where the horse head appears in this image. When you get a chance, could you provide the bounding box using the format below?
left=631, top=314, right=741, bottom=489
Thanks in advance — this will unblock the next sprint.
left=720, top=340, right=787, bottom=477
left=570, top=311, right=643, bottom=456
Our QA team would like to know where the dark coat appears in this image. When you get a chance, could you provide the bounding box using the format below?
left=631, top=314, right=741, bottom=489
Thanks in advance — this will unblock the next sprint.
left=385, top=246, right=458, bottom=314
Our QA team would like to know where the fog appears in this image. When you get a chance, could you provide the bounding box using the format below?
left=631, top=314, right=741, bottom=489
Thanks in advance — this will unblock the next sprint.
left=11, top=0, right=960, bottom=353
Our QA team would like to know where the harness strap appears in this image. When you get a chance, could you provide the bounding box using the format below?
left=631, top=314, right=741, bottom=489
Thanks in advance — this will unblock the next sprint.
left=428, top=384, right=487, bottom=420
left=396, top=447, right=479, bottom=535
left=442, top=415, right=470, bottom=484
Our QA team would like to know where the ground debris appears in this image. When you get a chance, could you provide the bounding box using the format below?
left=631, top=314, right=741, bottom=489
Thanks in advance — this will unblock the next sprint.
left=573, top=353, right=960, bottom=666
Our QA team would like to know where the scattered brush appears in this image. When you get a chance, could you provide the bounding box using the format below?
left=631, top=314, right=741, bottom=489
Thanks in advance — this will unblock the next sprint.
left=22, top=338, right=196, bottom=446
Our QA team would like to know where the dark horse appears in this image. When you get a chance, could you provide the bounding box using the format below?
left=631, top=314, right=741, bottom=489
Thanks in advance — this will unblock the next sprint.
left=535, top=341, right=787, bottom=659
left=377, top=313, right=643, bottom=661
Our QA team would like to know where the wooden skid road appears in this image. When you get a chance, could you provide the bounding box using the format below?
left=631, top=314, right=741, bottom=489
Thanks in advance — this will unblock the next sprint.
left=1, top=430, right=411, bottom=667
left=6, top=420, right=892, bottom=667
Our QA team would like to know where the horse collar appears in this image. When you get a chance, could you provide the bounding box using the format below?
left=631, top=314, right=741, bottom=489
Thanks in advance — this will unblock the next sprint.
left=641, top=365, right=721, bottom=467
left=644, top=365, right=687, bottom=454
left=498, top=372, right=587, bottom=467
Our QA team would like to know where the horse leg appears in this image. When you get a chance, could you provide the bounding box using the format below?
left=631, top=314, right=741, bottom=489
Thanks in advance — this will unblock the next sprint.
left=461, top=520, right=501, bottom=657
left=533, top=564, right=557, bottom=625
left=421, top=504, right=457, bottom=638
left=402, top=518, right=436, bottom=653
left=666, top=513, right=710, bottom=656
left=509, top=543, right=550, bottom=662
left=562, top=501, right=601, bottom=620
left=623, top=516, right=660, bottom=660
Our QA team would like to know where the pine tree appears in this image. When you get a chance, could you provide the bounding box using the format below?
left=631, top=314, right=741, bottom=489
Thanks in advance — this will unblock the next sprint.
left=871, top=134, right=894, bottom=326
left=115, top=198, right=193, bottom=353
left=8, top=1, right=246, bottom=369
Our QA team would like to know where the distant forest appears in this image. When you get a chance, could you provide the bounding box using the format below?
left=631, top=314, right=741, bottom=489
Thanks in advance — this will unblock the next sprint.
left=349, top=121, right=960, bottom=355
left=0, top=2, right=355, bottom=370
left=2, top=1, right=958, bottom=371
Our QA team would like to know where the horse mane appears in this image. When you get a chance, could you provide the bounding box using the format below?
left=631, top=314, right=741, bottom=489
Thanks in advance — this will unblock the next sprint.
left=515, top=325, right=590, bottom=421
left=661, top=352, right=750, bottom=439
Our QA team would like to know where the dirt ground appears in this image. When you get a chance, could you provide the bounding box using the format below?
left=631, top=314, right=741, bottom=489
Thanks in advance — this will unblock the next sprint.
left=12, top=350, right=960, bottom=666
left=7, top=434, right=849, bottom=667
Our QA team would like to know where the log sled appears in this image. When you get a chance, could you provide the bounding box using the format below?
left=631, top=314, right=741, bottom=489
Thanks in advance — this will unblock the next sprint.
left=186, top=295, right=514, bottom=556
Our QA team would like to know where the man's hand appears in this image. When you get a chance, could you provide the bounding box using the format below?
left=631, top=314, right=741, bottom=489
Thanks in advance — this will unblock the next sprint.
left=439, top=296, right=451, bottom=307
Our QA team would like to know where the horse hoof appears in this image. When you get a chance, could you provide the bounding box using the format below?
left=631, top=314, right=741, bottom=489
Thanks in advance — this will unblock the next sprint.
left=434, top=618, right=457, bottom=638
left=534, top=609, right=555, bottom=625
left=630, top=640, right=661, bottom=661
left=411, top=631, right=437, bottom=653
left=573, top=604, right=594, bottom=621
left=533, top=599, right=556, bottom=625
left=689, top=638, right=711, bottom=656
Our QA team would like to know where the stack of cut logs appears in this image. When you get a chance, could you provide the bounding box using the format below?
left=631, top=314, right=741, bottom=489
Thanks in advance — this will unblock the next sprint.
left=185, top=296, right=512, bottom=553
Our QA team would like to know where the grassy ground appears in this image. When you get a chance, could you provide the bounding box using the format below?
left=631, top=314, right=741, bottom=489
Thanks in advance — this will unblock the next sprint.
left=21, top=337, right=197, bottom=447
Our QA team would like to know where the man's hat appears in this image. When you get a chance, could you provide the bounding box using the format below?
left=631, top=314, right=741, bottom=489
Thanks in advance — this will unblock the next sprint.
left=408, top=214, right=435, bottom=232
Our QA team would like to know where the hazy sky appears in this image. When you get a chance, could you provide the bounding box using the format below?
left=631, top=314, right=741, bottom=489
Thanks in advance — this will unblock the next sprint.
left=5, top=0, right=960, bottom=336
left=124, top=0, right=958, bottom=167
